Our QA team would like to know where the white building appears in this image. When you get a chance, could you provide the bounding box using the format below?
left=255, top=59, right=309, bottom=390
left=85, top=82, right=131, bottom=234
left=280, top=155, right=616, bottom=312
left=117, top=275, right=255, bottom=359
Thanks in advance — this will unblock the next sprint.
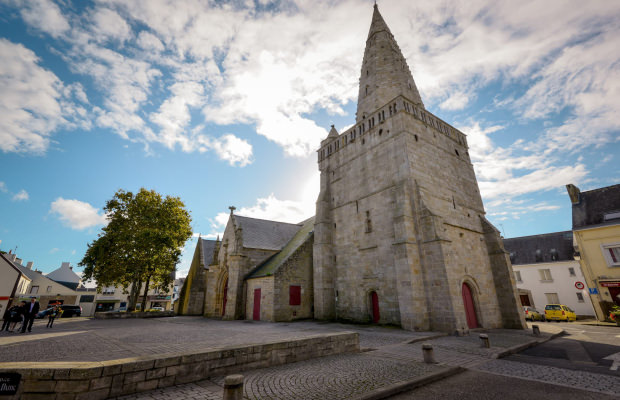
left=504, top=231, right=596, bottom=318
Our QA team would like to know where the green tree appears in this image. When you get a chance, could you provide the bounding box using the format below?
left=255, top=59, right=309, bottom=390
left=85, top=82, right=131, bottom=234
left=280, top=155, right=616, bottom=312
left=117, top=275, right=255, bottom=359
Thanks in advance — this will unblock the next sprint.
left=80, top=188, right=192, bottom=311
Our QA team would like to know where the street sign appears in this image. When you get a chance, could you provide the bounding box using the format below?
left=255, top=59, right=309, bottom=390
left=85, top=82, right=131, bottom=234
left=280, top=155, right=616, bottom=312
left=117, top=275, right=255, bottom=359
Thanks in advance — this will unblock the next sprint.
left=589, top=288, right=599, bottom=295
left=575, top=281, right=585, bottom=290
left=0, top=373, right=20, bottom=395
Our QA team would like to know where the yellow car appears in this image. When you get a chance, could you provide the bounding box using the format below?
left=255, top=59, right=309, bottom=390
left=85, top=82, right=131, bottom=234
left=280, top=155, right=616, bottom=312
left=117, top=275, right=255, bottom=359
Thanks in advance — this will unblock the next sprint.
left=523, top=306, right=545, bottom=321
left=544, top=304, right=576, bottom=322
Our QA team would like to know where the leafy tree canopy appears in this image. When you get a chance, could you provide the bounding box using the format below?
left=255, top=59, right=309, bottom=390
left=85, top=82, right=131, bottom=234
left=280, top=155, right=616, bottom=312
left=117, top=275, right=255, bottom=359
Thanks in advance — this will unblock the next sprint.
left=80, top=188, right=192, bottom=306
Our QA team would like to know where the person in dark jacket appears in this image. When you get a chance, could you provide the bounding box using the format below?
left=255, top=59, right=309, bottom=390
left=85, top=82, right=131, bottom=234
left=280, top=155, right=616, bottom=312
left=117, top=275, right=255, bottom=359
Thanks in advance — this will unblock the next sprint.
left=1, top=305, right=12, bottom=331
left=21, top=297, right=39, bottom=333
left=8, top=302, right=25, bottom=332
left=47, top=306, right=59, bottom=328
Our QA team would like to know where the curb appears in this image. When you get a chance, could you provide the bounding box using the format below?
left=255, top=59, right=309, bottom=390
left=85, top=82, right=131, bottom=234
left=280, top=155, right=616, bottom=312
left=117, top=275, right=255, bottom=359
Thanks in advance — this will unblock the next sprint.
left=353, top=366, right=465, bottom=400
left=405, top=333, right=448, bottom=345
left=495, top=329, right=565, bottom=359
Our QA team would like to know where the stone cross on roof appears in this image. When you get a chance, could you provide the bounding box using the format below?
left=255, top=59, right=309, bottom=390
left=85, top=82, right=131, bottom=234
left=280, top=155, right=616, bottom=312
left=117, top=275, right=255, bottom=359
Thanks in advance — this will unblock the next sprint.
left=229, top=206, right=236, bottom=215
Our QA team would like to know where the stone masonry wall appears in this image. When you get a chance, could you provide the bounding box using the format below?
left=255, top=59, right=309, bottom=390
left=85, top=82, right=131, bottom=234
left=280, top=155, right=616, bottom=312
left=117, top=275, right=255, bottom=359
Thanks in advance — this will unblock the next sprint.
left=245, top=277, right=274, bottom=321
left=0, top=332, right=359, bottom=400
left=273, top=236, right=314, bottom=321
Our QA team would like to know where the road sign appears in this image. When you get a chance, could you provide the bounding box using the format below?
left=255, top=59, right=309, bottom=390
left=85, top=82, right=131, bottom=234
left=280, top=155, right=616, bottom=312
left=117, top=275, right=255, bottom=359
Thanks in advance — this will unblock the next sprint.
left=575, top=281, right=585, bottom=290
left=589, top=287, right=599, bottom=295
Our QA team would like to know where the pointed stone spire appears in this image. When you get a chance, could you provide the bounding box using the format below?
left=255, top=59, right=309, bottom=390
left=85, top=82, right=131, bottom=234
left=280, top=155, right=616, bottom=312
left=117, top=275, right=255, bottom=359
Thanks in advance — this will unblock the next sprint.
left=327, top=124, right=339, bottom=138
left=356, top=4, right=424, bottom=122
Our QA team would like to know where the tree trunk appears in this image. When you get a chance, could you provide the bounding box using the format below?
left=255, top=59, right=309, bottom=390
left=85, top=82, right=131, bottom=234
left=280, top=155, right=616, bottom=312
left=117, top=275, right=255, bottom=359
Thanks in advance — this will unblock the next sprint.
left=128, top=279, right=142, bottom=311
left=141, top=275, right=151, bottom=311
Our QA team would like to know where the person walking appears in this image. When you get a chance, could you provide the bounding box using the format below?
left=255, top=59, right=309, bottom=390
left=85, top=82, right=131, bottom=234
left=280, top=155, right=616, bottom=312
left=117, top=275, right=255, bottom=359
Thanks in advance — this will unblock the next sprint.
left=8, top=301, right=26, bottom=332
left=1, top=305, right=12, bottom=332
left=21, top=297, right=39, bottom=333
left=47, top=306, right=58, bottom=328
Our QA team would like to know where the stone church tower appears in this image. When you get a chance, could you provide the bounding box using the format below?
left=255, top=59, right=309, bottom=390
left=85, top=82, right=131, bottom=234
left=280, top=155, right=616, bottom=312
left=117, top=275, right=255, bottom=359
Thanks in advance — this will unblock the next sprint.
left=314, top=5, right=524, bottom=332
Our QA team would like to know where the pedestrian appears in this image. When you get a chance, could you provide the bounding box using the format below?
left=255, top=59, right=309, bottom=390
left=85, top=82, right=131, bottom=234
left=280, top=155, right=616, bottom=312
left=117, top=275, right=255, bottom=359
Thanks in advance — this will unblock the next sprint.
left=1, top=305, right=11, bottom=332
left=8, top=301, right=26, bottom=332
left=47, top=306, right=58, bottom=328
left=21, top=297, right=39, bottom=333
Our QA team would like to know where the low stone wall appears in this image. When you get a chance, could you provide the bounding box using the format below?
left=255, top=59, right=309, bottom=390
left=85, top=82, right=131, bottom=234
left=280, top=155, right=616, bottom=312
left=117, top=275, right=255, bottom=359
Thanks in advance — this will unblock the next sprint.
left=94, top=311, right=175, bottom=319
left=0, top=331, right=359, bottom=400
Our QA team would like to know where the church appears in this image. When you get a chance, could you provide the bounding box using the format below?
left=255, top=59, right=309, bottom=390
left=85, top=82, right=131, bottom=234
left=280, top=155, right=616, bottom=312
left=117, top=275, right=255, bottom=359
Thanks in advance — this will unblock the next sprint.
left=177, top=5, right=525, bottom=333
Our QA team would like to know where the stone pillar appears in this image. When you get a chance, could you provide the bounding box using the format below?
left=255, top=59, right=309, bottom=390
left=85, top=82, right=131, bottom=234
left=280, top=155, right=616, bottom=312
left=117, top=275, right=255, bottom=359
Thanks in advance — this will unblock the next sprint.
left=223, top=374, right=244, bottom=400
left=422, top=343, right=436, bottom=363
left=313, top=169, right=336, bottom=320
left=224, top=254, right=247, bottom=320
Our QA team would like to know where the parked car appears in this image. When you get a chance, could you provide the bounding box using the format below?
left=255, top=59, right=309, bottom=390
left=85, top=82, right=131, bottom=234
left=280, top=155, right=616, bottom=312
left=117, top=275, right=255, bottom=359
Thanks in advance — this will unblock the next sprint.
left=59, top=305, right=82, bottom=317
left=35, top=308, right=54, bottom=319
left=523, top=306, right=545, bottom=321
left=149, top=307, right=165, bottom=312
left=544, top=304, right=576, bottom=322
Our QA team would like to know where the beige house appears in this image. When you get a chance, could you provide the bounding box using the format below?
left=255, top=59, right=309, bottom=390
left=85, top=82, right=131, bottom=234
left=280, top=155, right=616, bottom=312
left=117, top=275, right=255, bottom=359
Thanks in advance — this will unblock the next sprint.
left=567, top=184, right=620, bottom=321
left=0, top=252, right=31, bottom=315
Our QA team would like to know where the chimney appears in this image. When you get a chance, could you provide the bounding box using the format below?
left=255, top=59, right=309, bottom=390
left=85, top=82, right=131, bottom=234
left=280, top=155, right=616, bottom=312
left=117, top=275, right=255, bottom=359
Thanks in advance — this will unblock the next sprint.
left=15, top=258, right=23, bottom=266
left=8, top=253, right=17, bottom=262
left=26, top=261, right=33, bottom=270
left=61, top=262, right=71, bottom=269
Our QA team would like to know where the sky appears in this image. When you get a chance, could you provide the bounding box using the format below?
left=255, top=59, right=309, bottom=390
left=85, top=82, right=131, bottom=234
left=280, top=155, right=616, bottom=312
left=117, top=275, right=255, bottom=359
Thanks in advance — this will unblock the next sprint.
left=1, top=0, right=619, bottom=279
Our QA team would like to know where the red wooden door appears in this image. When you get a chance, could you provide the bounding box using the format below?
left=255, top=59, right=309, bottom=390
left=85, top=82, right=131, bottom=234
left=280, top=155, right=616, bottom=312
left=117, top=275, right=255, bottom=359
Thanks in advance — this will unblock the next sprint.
left=221, top=279, right=228, bottom=316
left=371, top=291, right=380, bottom=323
left=609, top=287, right=620, bottom=306
left=462, top=283, right=479, bottom=328
left=520, top=294, right=531, bottom=306
left=253, top=288, right=261, bottom=321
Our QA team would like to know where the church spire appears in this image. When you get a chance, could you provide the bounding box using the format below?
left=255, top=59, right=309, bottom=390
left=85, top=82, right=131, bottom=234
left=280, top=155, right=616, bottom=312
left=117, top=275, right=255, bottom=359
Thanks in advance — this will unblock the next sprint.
left=356, top=4, right=424, bottom=123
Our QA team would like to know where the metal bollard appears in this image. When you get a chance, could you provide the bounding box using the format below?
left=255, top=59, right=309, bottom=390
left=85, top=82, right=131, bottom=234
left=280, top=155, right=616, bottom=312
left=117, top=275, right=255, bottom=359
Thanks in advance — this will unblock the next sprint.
left=223, top=374, right=244, bottom=400
left=479, top=333, right=490, bottom=348
left=532, top=325, right=540, bottom=337
left=422, top=343, right=437, bottom=364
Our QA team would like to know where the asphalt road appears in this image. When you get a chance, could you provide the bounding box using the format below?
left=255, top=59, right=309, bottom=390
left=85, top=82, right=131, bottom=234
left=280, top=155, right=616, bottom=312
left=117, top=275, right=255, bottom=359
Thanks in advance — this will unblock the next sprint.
left=387, top=370, right=619, bottom=400
left=389, top=323, right=620, bottom=399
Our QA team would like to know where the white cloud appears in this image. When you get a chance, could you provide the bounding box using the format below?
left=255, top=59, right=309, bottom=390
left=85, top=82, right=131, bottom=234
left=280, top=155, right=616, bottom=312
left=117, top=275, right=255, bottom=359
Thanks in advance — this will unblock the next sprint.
left=90, top=7, right=132, bottom=43
left=0, top=182, right=7, bottom=193
left=50, top=247, right=60, bottom=254
left=0, top=39, right=83, bottom=154
left=19, top=0, right=70, bottom=38
left=50, top=198, right=108, bottom=230
left=12, top=190, right=29, bottom=201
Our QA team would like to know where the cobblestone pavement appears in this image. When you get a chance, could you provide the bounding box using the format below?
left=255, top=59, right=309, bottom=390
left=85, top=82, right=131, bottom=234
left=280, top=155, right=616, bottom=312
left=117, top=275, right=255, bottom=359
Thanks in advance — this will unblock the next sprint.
left=0, top=317, right=432, bottom=362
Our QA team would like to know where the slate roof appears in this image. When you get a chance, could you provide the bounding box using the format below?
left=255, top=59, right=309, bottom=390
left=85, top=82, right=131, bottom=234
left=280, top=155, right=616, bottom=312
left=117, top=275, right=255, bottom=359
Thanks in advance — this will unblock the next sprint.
left=246, top=217, right=315, bottom=279
left=46, top=262, right=81, bottom=284
left=11, top=261, right=60, bottom=288
left=503, top=231, right=575, bottom=265
left=234, top=215, right=303, bottom=251
left=199, top=238, right=218, bottom=267
left=571, top=184, right=620, bottom=229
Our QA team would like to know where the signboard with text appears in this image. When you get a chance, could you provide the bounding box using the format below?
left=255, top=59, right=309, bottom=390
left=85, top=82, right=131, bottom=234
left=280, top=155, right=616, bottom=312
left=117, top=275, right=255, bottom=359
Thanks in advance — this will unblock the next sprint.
left=600, top=282, right=620, bottom=287
left=0, top=373, right=21, bottom=395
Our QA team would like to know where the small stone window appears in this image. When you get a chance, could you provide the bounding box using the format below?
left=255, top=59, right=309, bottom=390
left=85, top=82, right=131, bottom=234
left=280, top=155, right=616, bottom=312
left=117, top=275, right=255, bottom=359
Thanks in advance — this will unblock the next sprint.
left=365, top=211, right=372, bottom=233
left=455, top=149, right=460, bottom=157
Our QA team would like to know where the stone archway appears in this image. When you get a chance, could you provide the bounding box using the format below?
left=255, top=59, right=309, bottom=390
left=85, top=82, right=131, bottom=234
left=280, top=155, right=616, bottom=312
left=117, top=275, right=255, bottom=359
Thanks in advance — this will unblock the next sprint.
left=215, top=270, right=229, bottom=318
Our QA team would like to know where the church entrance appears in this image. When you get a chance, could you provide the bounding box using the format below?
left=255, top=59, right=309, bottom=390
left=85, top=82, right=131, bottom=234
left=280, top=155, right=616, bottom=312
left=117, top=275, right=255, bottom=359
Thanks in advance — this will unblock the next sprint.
left=462, top=283, right=479, bottom=328
left=370, top=291, right=380, bottom=323
left=253, top=288, right=261, bottom=321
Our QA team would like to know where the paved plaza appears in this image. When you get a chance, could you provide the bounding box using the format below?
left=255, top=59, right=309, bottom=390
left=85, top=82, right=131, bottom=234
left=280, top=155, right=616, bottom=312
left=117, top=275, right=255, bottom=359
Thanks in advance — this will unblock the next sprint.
left=1, top=317, right=618, bottom=399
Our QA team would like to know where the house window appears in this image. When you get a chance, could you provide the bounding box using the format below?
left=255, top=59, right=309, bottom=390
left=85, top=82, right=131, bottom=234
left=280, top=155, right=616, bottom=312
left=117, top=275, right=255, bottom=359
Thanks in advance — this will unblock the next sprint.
left=102, top=286, right=115, bottom=295
left=568, top=267, right=576, bottom=277
left=514, top=271, right=522, bottom=283
left=30, top=286, right=39, bottom=294
left=46, top=286, right=52, bottom=293
left=545, top=293, right=560, bottom=304
left=535, top=249, right=543, bottom=262
left=289, top=285, right=301, bottom=306
left=365, top=211, right=372, bottom=233
left=601, top=243, right=620, bottom=267
left=539, top=269, right=553, bottom=282
left=576, top=292, right=585, bottom=303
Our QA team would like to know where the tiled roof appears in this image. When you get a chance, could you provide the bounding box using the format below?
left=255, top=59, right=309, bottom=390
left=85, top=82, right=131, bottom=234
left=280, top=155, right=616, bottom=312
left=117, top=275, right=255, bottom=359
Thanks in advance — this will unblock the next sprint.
left=503, top=231, right=575, bottom=265
left=199, top=238, right=218, bottom=267
left=246, top=217, right=314, bottom=279
left=234, top=215, right=303, bottom=251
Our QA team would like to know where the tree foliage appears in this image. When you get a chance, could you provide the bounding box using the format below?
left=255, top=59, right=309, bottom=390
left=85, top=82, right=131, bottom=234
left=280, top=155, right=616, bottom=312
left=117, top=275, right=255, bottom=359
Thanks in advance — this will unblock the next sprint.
left=80, top=188, right=192, bottom=310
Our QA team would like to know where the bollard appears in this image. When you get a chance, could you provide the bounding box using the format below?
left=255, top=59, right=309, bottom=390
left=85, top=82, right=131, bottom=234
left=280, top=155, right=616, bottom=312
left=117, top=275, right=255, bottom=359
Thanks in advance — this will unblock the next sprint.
left=532, top=325, right=540, bottom=337
left=479, top=333, right=490, bottom=348
left=422, top=343, right=437, bottom=364
left=223, top=374, right=244, bottom=400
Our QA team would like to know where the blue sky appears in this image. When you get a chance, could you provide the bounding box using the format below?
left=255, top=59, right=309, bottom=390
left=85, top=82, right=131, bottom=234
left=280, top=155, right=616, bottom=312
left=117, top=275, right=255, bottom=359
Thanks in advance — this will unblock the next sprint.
left=1, top=0, right=618, bottom=278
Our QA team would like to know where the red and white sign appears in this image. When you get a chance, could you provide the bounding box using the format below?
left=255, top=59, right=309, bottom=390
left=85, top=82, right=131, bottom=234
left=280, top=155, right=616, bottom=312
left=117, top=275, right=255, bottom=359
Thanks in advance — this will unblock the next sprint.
left=600, top=282, right=620, bottom=288
left=575, top=281, right=585, bottom=290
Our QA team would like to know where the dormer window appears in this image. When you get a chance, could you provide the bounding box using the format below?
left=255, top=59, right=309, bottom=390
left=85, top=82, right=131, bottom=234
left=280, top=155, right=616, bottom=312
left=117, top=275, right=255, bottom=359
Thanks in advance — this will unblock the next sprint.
left=535, top=249, right=543, bottom=262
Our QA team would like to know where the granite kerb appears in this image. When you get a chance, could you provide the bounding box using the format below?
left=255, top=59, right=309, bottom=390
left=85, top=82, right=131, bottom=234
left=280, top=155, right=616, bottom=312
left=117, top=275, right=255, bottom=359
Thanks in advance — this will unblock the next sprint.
left=0, top=331, right=359, bottom=400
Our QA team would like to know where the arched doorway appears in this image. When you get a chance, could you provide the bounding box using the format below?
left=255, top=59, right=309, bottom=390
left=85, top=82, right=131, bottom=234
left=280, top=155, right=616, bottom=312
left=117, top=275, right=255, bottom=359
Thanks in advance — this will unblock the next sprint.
left=221, top=277, right=228, bottom=316
left=461, top=282, right=479, bottom=328
left=370, top=291, right=380, bottom=323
